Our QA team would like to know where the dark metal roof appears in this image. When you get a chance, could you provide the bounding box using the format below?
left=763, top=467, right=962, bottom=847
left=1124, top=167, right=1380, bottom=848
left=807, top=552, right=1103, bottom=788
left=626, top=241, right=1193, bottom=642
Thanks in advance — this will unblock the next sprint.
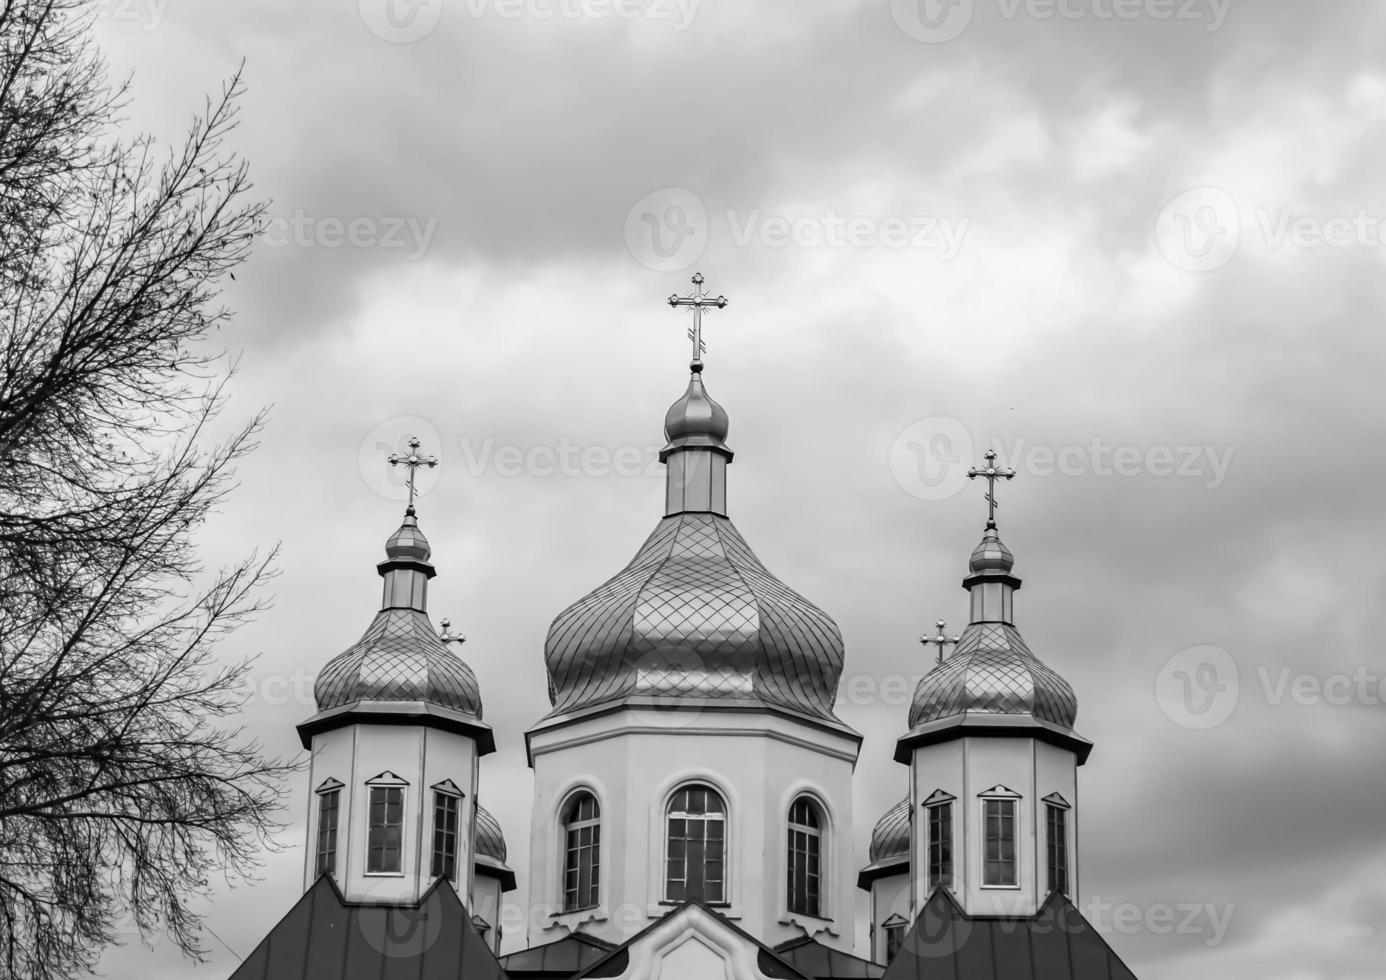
left=228, top=875, right=506, bottom=980
left=880, top=888, right=1139, bottom=980
left=774, top=936, right=887, bottom=979
left=543, top=513, right=847, bottom=722
left=497, top=933, right=615, bottom=978
left=476, top=803, right=508, bottom=863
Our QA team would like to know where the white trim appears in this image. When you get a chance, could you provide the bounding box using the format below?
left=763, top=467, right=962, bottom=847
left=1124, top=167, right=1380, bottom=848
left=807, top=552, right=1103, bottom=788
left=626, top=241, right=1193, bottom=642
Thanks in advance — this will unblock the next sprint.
left=656, top=777, right=733, bottom=908
left=780, top=788, right=831, bottom=925
left=978, top=796, right=1020, bottom=890
left=558, top=787, right=603, bottom=914
left=365, top=783, right=407, bottom=876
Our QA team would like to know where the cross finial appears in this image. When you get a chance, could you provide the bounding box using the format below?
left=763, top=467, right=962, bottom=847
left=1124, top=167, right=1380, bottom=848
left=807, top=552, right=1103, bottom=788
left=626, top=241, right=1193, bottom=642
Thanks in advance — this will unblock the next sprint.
left=667, top=272, right=728, bottom=373
left=387, top=436, right=438, bottom=510
left=920, top=619, right=961, bottom=666
left=967, top=449, right=1015, bottom=528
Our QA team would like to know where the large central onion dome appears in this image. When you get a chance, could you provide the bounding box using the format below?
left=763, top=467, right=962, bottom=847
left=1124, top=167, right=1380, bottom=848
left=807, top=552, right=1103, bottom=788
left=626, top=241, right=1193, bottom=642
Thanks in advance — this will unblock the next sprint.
left=313, top=508, right=483, bottom=718
left=543, top=344, right=845, bottom=722
left=908, top=523, right=1076, bottom=731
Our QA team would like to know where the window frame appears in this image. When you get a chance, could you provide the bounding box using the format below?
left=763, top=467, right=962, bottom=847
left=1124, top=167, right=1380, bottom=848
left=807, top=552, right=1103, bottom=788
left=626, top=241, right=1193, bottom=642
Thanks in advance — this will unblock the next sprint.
left=1045, top=797, right=1070, bottom=896
left=925, top=798, right=953, bottom=891
left=431, top=788, right=462, bottom=881
left=314, top=781, right=342, bottom=878
left=664, top=783, right=728, bottom=905
left=560, top=790, right=602, bottom=913
left=364, top=773, right=409, bottom=876
left=979, top=791, right=1020, bottom=889
left=785, top=795, right=825, bottom=919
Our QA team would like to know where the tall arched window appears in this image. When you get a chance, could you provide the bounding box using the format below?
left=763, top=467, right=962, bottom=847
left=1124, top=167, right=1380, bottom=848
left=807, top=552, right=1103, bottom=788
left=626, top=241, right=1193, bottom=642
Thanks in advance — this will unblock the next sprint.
left=786, top=796, right=823, bottom=917
left=562, top=792, right=600, bottom=911
left=666, top=784, right=726, bottom=904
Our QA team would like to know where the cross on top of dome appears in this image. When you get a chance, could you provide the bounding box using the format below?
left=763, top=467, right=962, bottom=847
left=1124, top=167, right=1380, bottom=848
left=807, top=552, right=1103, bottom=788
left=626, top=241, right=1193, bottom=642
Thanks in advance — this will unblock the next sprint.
left=667, top=272, right=728, bottom=374
left=968, top=449, right=1015, bottom=528
left=388, top=436, right=438, bottom=510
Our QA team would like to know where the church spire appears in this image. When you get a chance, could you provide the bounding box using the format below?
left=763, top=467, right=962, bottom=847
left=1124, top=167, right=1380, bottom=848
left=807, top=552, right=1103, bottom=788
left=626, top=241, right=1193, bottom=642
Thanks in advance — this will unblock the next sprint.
left=377, top=437, right=439, bottom=612
left=963, top=450, right=1020, bottom=625
left=661, top=273, right=734, bottom=516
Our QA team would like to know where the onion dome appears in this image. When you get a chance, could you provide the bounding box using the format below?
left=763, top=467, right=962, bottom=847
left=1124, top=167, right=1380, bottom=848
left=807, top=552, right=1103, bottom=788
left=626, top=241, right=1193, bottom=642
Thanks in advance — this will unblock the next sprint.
left=475, top=803, right=507, bottom=864
left=907, top=522, right=1076, bottom=731
left=663, top=367, right=730, bottom=445
left=299, top=506, right=493, bottom=754
left=542, top=277, right=848, bottom=725
left=869, top=797, right=911, bottom=863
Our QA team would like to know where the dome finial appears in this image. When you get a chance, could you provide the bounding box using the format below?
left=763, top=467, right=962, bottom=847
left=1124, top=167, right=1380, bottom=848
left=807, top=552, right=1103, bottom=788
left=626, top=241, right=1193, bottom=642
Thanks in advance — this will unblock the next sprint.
left=668, top=272, right=728, bottom=374
left=967, top=448, right=1015, bottom=530
left=387, top=435, right=438, bottom=511
left=920, top=619, right=960, bottom=666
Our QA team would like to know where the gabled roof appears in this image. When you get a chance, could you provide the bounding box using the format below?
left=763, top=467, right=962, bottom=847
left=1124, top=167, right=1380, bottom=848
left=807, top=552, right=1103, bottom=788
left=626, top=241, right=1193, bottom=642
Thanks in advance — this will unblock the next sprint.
left=880, top=889, right=1139, bottom=980
left=228, top=874, right=507, bottom=980
left=567, top=901, right=810, bottom=980
left=773, top=936, right=887, bottom=979
left=498, top=932, right=616, bottom=978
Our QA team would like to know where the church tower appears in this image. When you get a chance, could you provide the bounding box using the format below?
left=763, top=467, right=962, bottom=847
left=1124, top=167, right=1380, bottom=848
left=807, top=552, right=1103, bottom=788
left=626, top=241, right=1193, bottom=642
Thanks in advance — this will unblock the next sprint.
left=523, top=275, right=862, bottom=952
left=295, top=441, right=496, bottom=907
left=892, top=453, right=1092, bottom=920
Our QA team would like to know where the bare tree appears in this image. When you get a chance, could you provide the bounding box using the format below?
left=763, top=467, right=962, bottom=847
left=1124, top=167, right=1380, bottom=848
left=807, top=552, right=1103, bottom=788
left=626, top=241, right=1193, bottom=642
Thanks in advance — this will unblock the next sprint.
left=0, top=2, right=292, bottom=977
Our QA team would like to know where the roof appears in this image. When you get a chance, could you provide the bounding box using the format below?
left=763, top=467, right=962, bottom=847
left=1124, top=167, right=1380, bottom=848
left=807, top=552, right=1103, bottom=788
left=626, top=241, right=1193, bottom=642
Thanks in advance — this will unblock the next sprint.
left=476, top=803, right=508, bottom=863
left=880, top=888, right=1139, bottom=980
left=774, top=936, right=887, bottom=979
left=228, top=875, right=506, bottom=980
left=498, top=933, right=615, bottom=978
left=543, top=512, right=847, bottom=723
left=869, top=797, right=910, bottom=863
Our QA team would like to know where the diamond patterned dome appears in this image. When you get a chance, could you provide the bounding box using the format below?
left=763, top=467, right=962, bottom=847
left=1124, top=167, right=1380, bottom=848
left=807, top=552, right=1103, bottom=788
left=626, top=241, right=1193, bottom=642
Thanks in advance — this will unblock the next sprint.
left=475, top=803, right=507, bottom=863
left=869, top=797, right=910, bottom=863
left=908, top=622, right=1076, bottom=729
left=544, top=512, right=845, bottom=720
left=314, top=608, right=483, bottom=717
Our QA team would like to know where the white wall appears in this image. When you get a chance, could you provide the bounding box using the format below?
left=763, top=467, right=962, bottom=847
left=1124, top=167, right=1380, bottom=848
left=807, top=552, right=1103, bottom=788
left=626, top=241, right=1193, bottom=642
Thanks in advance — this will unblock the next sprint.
left=527, top=706, right=860, bottom=952
left=303, top=718, right=480, bottom=905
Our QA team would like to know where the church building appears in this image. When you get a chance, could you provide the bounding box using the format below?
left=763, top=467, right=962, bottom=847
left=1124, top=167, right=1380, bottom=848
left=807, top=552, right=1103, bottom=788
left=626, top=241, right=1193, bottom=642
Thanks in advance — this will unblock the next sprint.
left=228, top=276, right=1140, bottom=979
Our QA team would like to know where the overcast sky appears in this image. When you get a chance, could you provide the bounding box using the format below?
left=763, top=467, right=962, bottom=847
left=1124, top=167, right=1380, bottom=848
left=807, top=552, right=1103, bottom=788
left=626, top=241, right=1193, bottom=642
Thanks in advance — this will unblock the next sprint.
left=87, top=1, right=1386, bottom=978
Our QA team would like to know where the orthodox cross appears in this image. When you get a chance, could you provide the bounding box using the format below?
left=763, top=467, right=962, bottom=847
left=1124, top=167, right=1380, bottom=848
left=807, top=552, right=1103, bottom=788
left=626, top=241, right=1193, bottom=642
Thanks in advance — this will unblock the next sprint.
left=388, top=436, right=438, bottom=509
left=968, top=449, right=1015, bottom=527
left=920, top=620, right=960, bottom=666
left=668, top=272, right=728, bottom=367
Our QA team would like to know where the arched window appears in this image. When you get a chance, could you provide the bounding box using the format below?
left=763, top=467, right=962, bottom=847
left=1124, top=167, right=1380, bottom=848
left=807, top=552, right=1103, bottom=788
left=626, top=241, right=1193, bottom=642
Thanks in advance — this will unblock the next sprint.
left=562, top=792, right=601, bottom=911
left=665, top=784, right=726, bottom=904
left=786, top=796, right=823, bottom=917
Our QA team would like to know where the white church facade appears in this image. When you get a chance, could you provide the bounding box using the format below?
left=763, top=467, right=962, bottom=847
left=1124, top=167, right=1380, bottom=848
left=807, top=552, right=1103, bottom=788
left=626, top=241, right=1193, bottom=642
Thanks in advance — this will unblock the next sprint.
left=229, top=276, right=1140, bottom=980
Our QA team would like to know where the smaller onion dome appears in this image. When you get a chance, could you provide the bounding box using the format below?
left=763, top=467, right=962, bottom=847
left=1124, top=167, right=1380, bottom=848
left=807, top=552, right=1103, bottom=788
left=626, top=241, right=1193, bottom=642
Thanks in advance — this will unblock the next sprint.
left=311, top=509, right=482, bottom=719
left=869, top=797, right=911, bottom=863
left=968, top=522, right=1014, bottom=573
left=663, top=368, right=730, bottom=445
left=475, top=803, right=507, bottom=864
